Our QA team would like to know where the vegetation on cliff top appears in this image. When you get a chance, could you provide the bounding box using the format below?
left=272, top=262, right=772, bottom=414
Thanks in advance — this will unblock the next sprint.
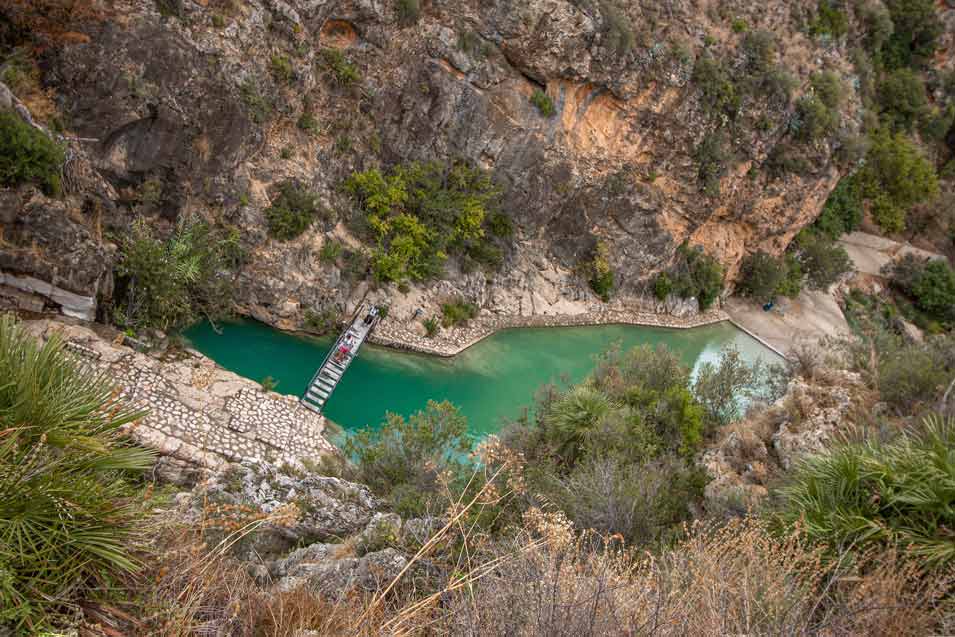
left=0, top=110, right=64, bottom=196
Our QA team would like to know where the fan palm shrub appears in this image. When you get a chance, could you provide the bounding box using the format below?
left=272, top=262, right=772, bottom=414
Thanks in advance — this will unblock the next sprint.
left=776, top=414, right=955, bottom=566
left=0, top=316, right=153, bottom=630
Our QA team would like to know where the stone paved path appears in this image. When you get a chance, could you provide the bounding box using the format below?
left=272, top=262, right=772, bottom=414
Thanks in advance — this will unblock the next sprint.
left=25, top=319, right=335, bottom=469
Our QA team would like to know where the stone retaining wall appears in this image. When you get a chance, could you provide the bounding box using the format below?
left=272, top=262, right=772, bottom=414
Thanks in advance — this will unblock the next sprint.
left=368, top=307, right=731, bottom=357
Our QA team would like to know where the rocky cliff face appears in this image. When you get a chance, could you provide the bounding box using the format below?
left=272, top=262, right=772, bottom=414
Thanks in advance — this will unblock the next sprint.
left=1, top=0, right=880, bottom=325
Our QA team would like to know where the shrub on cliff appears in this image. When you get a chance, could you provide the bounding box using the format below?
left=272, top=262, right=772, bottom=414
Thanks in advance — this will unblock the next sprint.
left=881, top=0, right=942, bottom=70
left=856, top=130, right=938, bottom=233
left=0, top=316, right=152, bottom=630
left=776, top=414, right=955, bottom=566
left=792, top=230, right=853, bottom=290
left=815, top=176, right=863, bottom=239
left=115, top=217, right=241, bottom=331
left=265, top=181, right=323, bottom=241
left=345, top=160, right=506, bottom=283
left=886, top=254, right=955, bottom=323
left=441, top=298, right=478, bottom=327
left=692, top=55, right=740, bottom=117
left=878, top=68, right=928, bottom=132
left=0, top=110, right=64, bottom=195
left=737, top=251, right=787, bottom=300
left=588, top=241, right=614, bottom=301
left=344, top=400, right=470, bottom=516
left=663, top=244, right=724, bottom=311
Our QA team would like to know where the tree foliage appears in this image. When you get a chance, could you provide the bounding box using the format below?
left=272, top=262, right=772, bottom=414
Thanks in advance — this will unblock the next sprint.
left=0, top=110, right=64, bottom=195
left=345, top=161, right=506, bottom=283
left=115, top=217, right=241, bottom=331
left=265, top=181, right=322, bottom=241
left=856, top=131, right=938, bottom=233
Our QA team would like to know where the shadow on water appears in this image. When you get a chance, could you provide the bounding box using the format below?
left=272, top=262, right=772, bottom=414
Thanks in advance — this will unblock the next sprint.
left=184, top=319, right=782, bottom=437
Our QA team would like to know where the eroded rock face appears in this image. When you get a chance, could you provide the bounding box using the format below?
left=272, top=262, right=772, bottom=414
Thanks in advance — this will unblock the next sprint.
left=183, top=459, right=420, bottom=594
left=3, top=0, right=876, bottom=323
left=701, top=369, right=865, bottom=513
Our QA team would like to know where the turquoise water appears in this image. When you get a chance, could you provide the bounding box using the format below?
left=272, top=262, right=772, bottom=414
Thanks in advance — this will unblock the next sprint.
left=184, top=319, right=780, bottom=437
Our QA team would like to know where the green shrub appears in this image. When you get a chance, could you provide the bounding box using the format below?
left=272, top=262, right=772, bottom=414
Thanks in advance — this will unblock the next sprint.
left=530, top=89, right=555, bottom=117
left=588, top=241, right=614, bottom=301
left=793, top=230, right=853, bottom=290
left=395, top=0, right=420, bottom=26
left=693, top=55, right=740, bottom=117
left=665, top=244, right=725, bottom=311
left=0, top=316, right=153, bottom=630
left=888, top=255, right=955, bottom=323
left=692, top=346, right=763, bottom=430
left=878, top=68, right=928, bottom=132
left=777, top=415, right=955, bottom=565
left=599, top=0, right=635, bottom=56
left=695, top=130, right=727, bottom=197
left=265, top=181, right=321, bottom=240
left=775, top=253, right=804, bottom=298
left=303, top=307, right=337, bottom=334
left=320, top=48, right=361, bottom=86
left=344, top=400, right=470, bottom=516
left=856, top=131, right=938, bottom=233
left=239, top=79, right=272, bottom=124
left=809, top=0, right=849, bottom=38
left=345, top=161, right=504, bottom=283
left=260, top=375, right=278, bottom=392
left=423, top=316, right=440, bottom=337
left=297, top=111, right=320, bottom=134
left=794, top=94, right=837, bottom=143
left=881, top=0, right=942, bottom=70
left=115, top=217, right=240, bottom=331
left=740, top=30, right=776, bottom=76
left=270, top=54, right=294, bottom=83
left=441, top=298, right=478, bottom=327
left=653, top=272, right=673, bottom=300
left=280, top=146, right=293, bottom=160
left=811, top=70, right=843, bottom=109
left=815, top=176, right=863, bottom=239
left=319, top=240, right=343, bottom=263
left=0, top=110, right=64, bottom=195
left=731, top=18, right=748, bottom=33
left=737, top=251, right=786, bottom=300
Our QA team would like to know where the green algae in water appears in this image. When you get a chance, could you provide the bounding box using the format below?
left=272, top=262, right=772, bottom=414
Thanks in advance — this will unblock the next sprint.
left=184, top=319, right=781, bottom=437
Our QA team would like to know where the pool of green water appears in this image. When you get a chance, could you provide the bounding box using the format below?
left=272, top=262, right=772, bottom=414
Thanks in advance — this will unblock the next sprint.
left=184, top=319, right=780, bottom=437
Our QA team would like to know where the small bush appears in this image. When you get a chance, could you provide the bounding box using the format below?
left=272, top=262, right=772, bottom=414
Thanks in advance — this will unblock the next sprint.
left=319, top=240, right=343, bottom=263
left=530, top=89, right=555, bottom=117
left=731, top=18, right=748, bottom=33
left=666, top=243, right=725, bottom=311
left=320, top=48, right=360, bottom=86
left=856, top=130, right=938, bottom=233
left=737, top=251, right=786, bottom=300
left=115, top=217, right=240, bottom=330
left=695, top=130, right=727, bottom=197
left=588, top=241, right=614, bottom=301
left=0, top=110, right=64, bottom=195
left=881, top=0, right=942, bottom=70
left=693, top=55, right=740, bottom=117
left=297, top=111, right=320, bottom=134
left=395, top=0, right=420, bottom=26
left=809, top=0, right=849, bottom=38
left=793, top=94, right=837, bottom=143
left=423, top=316, right=440, bottom=337
left=815, top=176, right=863, bottom=239
left=740, top=30, right=776, bottom=76
left=441, top=298, right=478, bottom=327
left=260, top=375, right=278, bottom=392
left=653, top=272, right=673, bottom=300
left=270, top=54, right=294, bottom=83
left=599, top=0, right=635, bottom=56
left=265, top=181, right=321, bottom=241
left=345, top=400, right=470, bottom=515
left=887, top=254, right=955, bottom=323
left=878, top=68, right=928, bottom=132
left=793, top=230, right=853, bottom=290
left=239, top=79, right=272, bottom=124
left=303, top=307, right=337, bottom=334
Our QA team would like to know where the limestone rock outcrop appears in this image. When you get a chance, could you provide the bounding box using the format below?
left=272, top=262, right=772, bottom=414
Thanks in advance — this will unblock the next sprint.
left=1, top=0, right=892, bottom=325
